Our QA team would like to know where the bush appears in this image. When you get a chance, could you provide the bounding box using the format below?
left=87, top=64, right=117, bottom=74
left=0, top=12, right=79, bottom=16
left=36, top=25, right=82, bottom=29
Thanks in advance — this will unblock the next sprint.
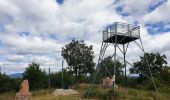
left=50, top=69, right=75, bottom=88
left=0, top=74, right=12, bottom=92
left=84, top=87, right=98, bottom=98
left=102, top=89, right=122, bottom=100
left=23, top=63, right=48, bottom=90
left=0, top=73, right=21, bottom=93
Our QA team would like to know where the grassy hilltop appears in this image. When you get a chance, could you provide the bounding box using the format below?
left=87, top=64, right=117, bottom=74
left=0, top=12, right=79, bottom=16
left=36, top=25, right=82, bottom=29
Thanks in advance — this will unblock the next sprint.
left=0, top=84, right=170, bottom=100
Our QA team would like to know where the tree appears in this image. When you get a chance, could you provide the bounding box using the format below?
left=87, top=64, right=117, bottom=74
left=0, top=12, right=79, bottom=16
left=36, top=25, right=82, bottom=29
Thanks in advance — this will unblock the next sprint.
left=161, top=67, right=170, bottom=86
left=130, top=53, right=168, bottom=80
left=98, top=56, right=124, bottom=78
left=62, top=39, right=95, bottom=78
left=50, top=69, right=75, bottom=88
left=0, top=73, right=13, bottom=92
left=23, top=62, right=47, bottom=90
left=0, top=73, right=21, bottom=93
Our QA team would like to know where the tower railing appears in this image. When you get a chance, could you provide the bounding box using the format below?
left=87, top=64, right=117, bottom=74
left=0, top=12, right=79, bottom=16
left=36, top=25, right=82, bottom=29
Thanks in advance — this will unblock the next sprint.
left=103, top=22, right=140, bottom=41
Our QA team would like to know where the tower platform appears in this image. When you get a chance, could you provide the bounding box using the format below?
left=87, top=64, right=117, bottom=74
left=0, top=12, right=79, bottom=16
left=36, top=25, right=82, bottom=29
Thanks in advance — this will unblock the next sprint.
left=103, top=22, right=140, bottom=44
left=103, top=34, right=139, bottom=44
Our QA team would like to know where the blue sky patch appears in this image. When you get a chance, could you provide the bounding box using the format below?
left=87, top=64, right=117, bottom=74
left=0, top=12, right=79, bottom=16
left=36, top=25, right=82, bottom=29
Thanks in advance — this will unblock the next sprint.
left=19, top=32, right=30, bottom=37
left=148, top=0, right=167, bottom=13
left=49, top=34, right=59, bottom=40
left=56, top=0, right=64, bottom=5
left=0, top=40, right=5, bottom=48
left=65, top=35, right=75, bottom=41
left=133, top=21, right=139, bottom=26
left=145, top=21, right=170, bottom=35
left=0, top=25, right=4, bottom=32
left=74, top=18, right=86, bottom=23
left=116, top=6, right=129, bottom=17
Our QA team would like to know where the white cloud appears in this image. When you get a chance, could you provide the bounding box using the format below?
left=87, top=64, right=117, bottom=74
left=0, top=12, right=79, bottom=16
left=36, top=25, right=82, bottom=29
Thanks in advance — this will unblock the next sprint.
left=1, top=34, right=60, bottom=54
left=0, top=0, right=121, bottom=36
left=143, top=0, right=170, bottom=23
left=30, top=55, right=55, bottom=66
left=6, top=54, right=25, bottom=62
left=0, top=61, right=27, bottom=74
left=116, top=0, right=152, bottom=14
left=0, top=0, right=170, bottom=74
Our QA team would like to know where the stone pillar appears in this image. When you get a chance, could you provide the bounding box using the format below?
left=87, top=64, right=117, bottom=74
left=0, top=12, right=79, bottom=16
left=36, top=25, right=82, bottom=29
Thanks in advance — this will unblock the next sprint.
left=15, top=80, right=32, bottom=100
left=102, top=77, right=113, bottom=88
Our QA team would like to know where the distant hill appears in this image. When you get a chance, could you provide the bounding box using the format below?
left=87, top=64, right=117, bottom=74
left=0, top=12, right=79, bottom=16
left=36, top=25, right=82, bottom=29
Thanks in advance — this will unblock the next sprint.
left=8, top=73, right=23, bottom=78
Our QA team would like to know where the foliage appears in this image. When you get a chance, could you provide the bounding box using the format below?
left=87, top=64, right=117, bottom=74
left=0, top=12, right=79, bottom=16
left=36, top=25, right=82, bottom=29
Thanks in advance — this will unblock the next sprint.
left=126, top=76, right=139, bottom=88
left=161, top=67, right=170, bottom=86
left=1, top=48, right=170, bottom=99
left=50, top=69, right=75, bottom=88
left=129, top=53, right=170, bottom=92
left=83, top=85, right=170, bottom=100
left=1, top=84, right=170, bottom=100
left=130, top=53, right=168, bottom=81
left=84, top=87, right=97, bottom=98
left=0, top=73, right=12, bottom=92
left=98, top=56, right=124, bottom=77
left=62, top=39, right=95, bottom=79
left=94, top=56, right=124, bottom=84
left=0, top=73, right=21, bottom=93
left=23, top=62, right=48, bottom=90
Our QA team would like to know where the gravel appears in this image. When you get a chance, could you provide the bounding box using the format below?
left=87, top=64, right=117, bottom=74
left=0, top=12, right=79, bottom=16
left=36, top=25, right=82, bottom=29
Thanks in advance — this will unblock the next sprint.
left=52, top=89, right=79, bottom=96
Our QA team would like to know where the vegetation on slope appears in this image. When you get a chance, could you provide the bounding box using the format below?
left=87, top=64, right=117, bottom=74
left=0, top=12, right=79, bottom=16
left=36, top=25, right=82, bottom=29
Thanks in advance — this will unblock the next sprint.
left=0, top=84, right=170, bottom=100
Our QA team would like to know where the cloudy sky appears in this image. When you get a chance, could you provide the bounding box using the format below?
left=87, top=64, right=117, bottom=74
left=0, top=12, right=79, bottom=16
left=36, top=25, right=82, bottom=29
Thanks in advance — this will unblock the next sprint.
left=0, top=0, right=170, bottom=74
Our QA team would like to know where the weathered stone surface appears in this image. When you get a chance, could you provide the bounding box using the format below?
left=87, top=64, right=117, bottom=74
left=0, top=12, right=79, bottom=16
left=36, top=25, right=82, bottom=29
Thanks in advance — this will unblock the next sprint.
left=102, top=77, right=113, bottom=88
left=53, top=89, right=79, bottom=96
left=19, top=80, right=30, bottom=94
left=102, top=77, right=119, bottom=89
left=15, top=80, right=32, bottom=100
left=15, top=93, right=32, bottom=100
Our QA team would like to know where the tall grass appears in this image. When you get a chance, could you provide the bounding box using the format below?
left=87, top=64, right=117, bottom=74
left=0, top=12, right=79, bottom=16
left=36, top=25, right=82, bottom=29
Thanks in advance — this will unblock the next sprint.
left=0, top=84, right=170, bottom=100
left=82, top=83, right=170, bottom=100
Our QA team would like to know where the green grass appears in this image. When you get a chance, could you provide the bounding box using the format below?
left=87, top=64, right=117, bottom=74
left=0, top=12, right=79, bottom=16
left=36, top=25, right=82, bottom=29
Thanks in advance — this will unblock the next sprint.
left=0, top=84, right=170, bottom=100
left=32, top=89, right=80, bottom=100
left=0, top=92, right=15, bottom=100
left=80, top=84, right=170, bottom=100
left=33, top=95, right=80, bottom=100
left=0, top=89, right=81, bottom=100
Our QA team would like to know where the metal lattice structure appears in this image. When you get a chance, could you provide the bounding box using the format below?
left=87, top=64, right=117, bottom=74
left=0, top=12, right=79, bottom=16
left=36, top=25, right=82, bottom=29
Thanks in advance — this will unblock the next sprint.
left=103, top=22, right=140, bottom=43
left=87, top=22, right=157, bottom=97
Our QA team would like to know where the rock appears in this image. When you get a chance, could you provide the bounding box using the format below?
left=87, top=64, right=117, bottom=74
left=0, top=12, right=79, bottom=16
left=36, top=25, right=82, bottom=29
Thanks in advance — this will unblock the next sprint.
left=102, top=77, right=113, bottom=88
left=52, top=89, right=79, bottom=96
left=15, top=80, right=32, bottom=100
left=18, top=80, right=30, bottom=94
left=102, top=77, right=119, bottom=89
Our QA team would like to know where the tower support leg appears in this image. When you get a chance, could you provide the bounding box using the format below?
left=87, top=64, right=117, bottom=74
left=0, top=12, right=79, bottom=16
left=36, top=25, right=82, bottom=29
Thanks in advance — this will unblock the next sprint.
left=87, top=42, right=108, bottom=97
left=113, top=35, right=117, bottom=93
left=123, top=44, right=127, bottom=88
left=133, top=39, right=158, bottom=92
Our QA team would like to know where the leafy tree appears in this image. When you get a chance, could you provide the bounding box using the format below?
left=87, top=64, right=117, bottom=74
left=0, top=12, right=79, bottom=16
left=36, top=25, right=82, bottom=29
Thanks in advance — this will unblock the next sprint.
left=0, top=73, right=21, bottom=93
left=98, top=56, right=124, bottom=78
left=50, top=69, right=75, bottom=88
left=62, top=39, right=95, bottom=78
left=161, top=67, right=170, bottom=86
left=0, top=73, right=12, bottom=92
left=130, top=53, right=168, bottom=81
left=23, top=62, right=47, bottom=90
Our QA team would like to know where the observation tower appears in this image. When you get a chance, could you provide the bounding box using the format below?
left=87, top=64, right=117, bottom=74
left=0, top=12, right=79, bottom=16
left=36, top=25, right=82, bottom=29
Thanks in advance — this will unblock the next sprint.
left=87, top=22, right=157, bottom=96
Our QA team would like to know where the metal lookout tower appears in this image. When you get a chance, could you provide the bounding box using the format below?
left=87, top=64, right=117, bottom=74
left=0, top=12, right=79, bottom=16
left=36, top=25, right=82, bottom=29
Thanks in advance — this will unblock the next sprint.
left=87, top=22, right=157, bottom=96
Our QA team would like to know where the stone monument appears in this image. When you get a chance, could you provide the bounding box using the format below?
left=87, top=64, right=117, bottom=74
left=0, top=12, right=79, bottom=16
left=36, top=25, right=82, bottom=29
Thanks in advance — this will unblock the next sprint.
left=15, top=79, right=32, bottom=100
left=102, top=77, right=113, bottom=88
